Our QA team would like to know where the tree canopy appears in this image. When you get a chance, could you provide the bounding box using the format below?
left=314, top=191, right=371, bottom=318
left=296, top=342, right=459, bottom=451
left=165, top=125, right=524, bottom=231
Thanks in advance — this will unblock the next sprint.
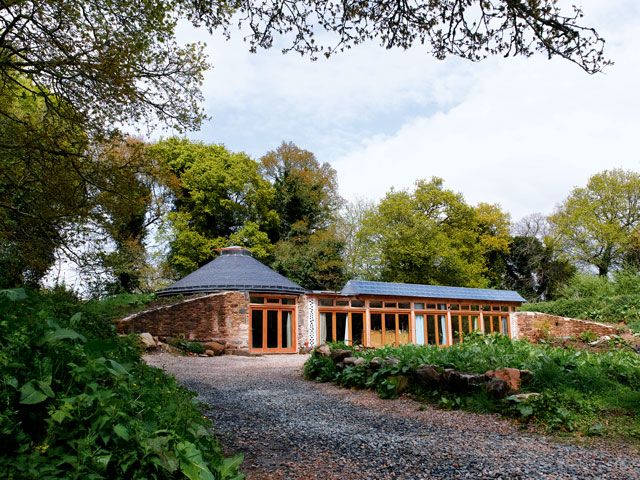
left=550, top=169, right=640, bottom=277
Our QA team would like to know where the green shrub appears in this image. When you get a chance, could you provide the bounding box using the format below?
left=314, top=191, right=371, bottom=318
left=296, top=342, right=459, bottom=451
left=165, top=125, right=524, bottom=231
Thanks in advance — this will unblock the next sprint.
left=305, top=336, right=640, bottom=440
left=0, top=289, right=243, bottom=479
left=169, top=337, right=205, bottom=354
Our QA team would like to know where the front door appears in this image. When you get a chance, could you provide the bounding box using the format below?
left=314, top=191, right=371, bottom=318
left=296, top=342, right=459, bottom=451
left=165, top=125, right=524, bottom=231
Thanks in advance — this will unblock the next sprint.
left=250, top=307, right=296, bottom=353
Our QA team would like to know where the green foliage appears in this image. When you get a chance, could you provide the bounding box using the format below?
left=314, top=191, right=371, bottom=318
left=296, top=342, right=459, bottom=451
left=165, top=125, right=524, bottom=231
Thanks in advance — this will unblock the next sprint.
left=169, top=338, right=206, bottom=355
left=0, top=290, right=243, bottom=479
left=306, top=336, right=640, bottom=440
left=521, top=272, right=640, bottom=330
left=550, top=169, right=640, bottom=276
left=355, top=178, right=511, bottom=287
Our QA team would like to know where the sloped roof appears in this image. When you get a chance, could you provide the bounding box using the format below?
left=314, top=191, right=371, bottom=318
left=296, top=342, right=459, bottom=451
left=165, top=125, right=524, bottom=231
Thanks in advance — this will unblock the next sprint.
left=341, top=280, right=526, bottom=303
left=158, top=246, right=306, bottom=296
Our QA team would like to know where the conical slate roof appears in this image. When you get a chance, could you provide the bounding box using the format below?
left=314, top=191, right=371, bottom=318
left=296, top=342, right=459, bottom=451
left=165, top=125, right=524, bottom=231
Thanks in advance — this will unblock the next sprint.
left=158, top=246, right=306, bottom=296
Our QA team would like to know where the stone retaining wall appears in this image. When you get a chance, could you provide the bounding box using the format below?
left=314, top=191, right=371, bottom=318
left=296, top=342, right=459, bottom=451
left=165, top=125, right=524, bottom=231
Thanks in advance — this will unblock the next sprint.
left=513, top=311, right=621, bottom=341
left=117, top=292, right=250, bottom=351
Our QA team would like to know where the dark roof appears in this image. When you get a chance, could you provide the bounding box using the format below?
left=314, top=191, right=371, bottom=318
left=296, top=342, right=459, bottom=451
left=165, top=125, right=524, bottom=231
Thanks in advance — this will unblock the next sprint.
left=158, top=246, right=306, bottom=296
left=341, top=280, right=526, bottom=303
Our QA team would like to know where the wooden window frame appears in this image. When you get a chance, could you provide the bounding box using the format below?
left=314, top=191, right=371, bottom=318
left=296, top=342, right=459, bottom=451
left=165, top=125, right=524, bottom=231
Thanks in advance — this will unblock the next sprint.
left=249, top=299, right=297, bottom=354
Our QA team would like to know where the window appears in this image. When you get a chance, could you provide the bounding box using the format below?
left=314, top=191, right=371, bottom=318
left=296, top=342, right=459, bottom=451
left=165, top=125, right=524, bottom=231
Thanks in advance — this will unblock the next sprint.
left=319, top=298, right=334, bottom=307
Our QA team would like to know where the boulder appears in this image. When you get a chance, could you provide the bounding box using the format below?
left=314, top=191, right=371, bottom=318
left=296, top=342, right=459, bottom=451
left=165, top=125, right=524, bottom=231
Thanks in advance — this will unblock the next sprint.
left=414, top=364, right=442, bottom=387
left=384, top=357, right=400, bottom=368
left=368, top=357, right=384, bottom=370
left=205, top=349, right=215, bottom=357
left=204, top=341, right=226, bottom=356
left=330, top=349, right=352, bottom=363
left=343, top=356, right=365, bottom=367
left=139, top=332, right=157, bottom=350
left=315, top=344, right=331, bottom=357
left=442, top=369, right=487, bottom=393
left=485, top=379, right=510, bottom=399
left=485, top=368, right=522, bottom=393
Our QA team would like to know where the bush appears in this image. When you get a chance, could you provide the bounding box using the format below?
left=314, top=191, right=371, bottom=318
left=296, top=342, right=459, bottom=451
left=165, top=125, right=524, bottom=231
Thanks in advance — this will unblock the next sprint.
left=169, top=337, right=205, bottom=354
left=305, top=336, right=640, bottom=440
left=0, top=289, right=243, bottom=479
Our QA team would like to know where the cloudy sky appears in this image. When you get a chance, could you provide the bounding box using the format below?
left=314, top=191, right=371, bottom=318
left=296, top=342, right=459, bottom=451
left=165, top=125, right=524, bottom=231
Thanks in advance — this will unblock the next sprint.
left=172, top=0, right=640, bottom=222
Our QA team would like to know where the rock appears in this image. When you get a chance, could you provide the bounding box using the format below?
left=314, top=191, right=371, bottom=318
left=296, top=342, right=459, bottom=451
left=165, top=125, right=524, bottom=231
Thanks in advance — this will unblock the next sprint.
left=204, top=341, right=226, bottom=356
left=485, top=379, right=510, bottom=399
left=441, top=369, right=487, bottom=392
left=316, top=344, right=331, bottom=357
left=139, top=332, right=157, bottom=349
left=507, top=393, right=542, bottom=403
left=519, top=370, right=534, bottom=385
left=485, top=368, right=522, bottom=393
left=414, top=364, right=442, bottom=387
left=384, top=356, right=400, bottom=368
left=589, top=335, right=611, bottom=346
left=205, top=349, right=215, bottom=357
left=330, top=349, right=352, bottom=363
left=369, top=357, right=384, bottom=370
left=343, top=357, right=365, bottom=367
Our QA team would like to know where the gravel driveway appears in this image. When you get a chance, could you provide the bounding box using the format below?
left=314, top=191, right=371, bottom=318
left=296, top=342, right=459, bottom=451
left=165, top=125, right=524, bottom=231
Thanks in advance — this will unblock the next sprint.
left=145, top=353, right=640, bottom=479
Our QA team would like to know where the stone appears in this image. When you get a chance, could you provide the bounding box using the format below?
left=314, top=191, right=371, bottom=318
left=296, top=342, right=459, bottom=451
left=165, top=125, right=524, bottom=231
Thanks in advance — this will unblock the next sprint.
left=414, top=365, right=442, bottom=387
left=139, top=332, right=157, bottom=349
left=441, top=369, right=487, bottom=392
left=205, top=349, right=215, bottom=357
left=368, top=357, right=384, bottom=370
left=384, top=357, right=400, bottom=368
left=343, top=357, right=365, bottom=367
left=330, top=348, right=352, bottom=363
left=316, top=344, right=331, bottom=357
left=485, top=378, right=510, bottom=399
left=485, top=368, right=522, bottom=393
left=507, top=392, right=542, bottom=403
left=519, top=369, right=534, bottom=384
left=204, top=341, right=226, bottom=356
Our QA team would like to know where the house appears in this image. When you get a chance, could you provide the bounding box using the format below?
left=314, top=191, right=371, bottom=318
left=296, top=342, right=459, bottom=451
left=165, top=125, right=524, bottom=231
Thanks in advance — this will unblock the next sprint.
left=119, top=246, right=534, bottom=353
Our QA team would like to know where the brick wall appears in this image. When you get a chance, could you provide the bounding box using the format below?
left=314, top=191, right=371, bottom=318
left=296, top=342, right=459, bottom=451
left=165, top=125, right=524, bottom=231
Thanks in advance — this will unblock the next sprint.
left=513, top=311, right=620, bottom=341
left=117, top=292, right=250, bottom=351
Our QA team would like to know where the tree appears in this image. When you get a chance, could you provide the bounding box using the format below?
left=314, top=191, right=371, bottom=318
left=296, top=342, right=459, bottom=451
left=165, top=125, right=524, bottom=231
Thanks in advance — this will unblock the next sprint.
left=337, top=198, right=378, bottom=280
left=550, top=169, right=640, bottom=277
left=260, top=142, right=341, bottom=240
left=151, top=138, right=278, bottom=277
left=356, top=178, right=510, bottom=287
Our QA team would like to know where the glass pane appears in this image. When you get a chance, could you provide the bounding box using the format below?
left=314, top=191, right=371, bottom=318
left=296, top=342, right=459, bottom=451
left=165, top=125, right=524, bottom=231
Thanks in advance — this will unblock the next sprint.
left=398, top=302, right=411, bottom=309
left=415, top=314, right=425, bottom=345
left=472, top=315, right=479, bottom=331
left=319, top=299, right=333, bottom=307
left=251, top=310, right=263, bottom=349
left=461, top=305, right=470, bottom=311
left=450, top=304, right=460, bottom=311
left=398, top=314, right=410, bottom=345
left=267, top=310, right=278, bottom=348
left=438, top=315, right=447, bottom=345
left=492, top=316, right=500, bottom=333
left=336, top=300, right=349, bottom=306
left=351, top=300, right=365, bottom=308
left=470, top=305, right=480, bottom=311
left=281, top=311, right=292, bottom=349
left=351, top=313, right=364, bottom=345
left=319, top=312, right=328, bottom=344
left=282, top=298, right=295, bottom=305
left=482, top=305, right=491, bottom=311
left=451, top=315, right=461, bottom=344
left=250, top=296, right=264, bottom=304
left=414, top=303, right=425, bottom=310
left=461, top=315, right=471, bottom=335
left=369, top=301, right=382, bottom=308
left=324, top=312, right=334, bottom=342
left=384, top=302, right=397, bottom=308
left=501, top=316, right=509, bottom=335
left=426, top=304, right=437, bottom=309
left=438, top=304, right=447, bottom=310
left=501, top=305, right=509, bottom=312
left=426, top=315, right=437, bottom=345
left=336, top=312, right=348, bottom=343
left=483, top=316, right=492, bottom=334
left=267, top=298, right=280, bottom=304
left=384, top=314, right=396, bottom=346
left=370, top=313, right=383, bottom=347
left=492, top=305, right=500, bottom=311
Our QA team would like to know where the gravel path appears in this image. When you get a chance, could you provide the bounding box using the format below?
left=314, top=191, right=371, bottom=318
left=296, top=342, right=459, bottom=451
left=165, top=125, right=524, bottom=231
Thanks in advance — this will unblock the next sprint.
left=146, top=353, right=640, bottom=479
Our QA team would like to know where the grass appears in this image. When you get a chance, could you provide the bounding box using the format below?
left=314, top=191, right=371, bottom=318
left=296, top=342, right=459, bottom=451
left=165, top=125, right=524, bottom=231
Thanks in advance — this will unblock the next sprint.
left=304, top=336, right=640, bottom=443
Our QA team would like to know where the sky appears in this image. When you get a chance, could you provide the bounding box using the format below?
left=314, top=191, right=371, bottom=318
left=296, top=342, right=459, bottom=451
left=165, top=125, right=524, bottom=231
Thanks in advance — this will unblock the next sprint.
left=171, top=0, right=640, bottom=222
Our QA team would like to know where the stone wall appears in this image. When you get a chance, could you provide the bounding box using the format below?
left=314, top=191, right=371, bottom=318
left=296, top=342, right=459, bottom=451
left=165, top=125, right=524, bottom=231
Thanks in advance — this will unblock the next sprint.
left=513, top=311, right=620, bottom=341
left=117, top=292, right=250, bottom=351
